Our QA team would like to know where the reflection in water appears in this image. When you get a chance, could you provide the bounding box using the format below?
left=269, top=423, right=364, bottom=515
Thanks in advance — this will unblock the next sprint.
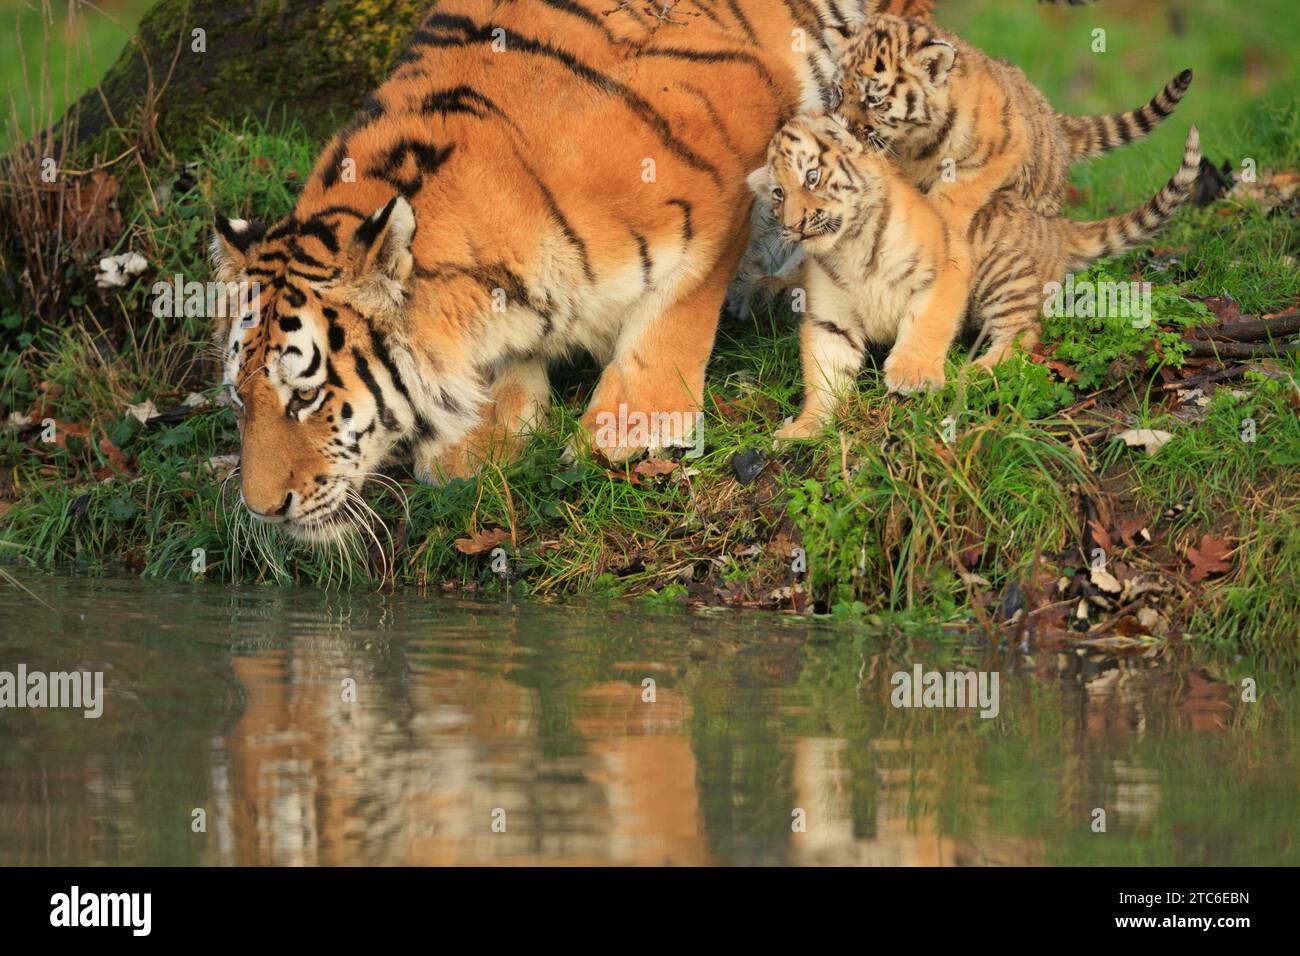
left=0, top=574, right=1294, bottom=866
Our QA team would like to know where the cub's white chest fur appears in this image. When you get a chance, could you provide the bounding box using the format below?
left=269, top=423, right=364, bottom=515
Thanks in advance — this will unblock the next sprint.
left=806, top=219, right=931, bottom=346
left=806, top=260, right=919, bottom=345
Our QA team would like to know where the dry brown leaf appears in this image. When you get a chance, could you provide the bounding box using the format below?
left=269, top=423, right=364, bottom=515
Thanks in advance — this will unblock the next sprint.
left=1186, top=534, right=1233, bottom=583
left=1045, top=360, right=1080, bottom=381
left=634, top=457, right=678, bottom=478
left=1087, top=517, right=1113, bottom=555
left=454, top=527, right=510, bottom=555
left=97, top=437, right=133, bottom=475
left=1116, top=516, right=1152, bottom=549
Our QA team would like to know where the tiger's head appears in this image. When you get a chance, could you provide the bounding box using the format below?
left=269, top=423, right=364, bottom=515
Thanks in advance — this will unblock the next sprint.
left=826, top=15, right=958, bottom=154
left=209, top=195, right=422, bottom=543
left=746, top=112, right=878, bottom=252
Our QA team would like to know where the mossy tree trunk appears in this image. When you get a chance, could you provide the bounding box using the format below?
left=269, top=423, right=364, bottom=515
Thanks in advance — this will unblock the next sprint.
left=71, top=0, right=431, bottom=151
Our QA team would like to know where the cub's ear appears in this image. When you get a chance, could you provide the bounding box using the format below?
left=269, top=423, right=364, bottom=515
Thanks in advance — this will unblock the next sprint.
left=210, top=216, right=267, bottom=281
left=745, top=166, right=770, bottom=197
left=342, top=195, right=416, bottom=323
left=914, top=39, right=956, bottom=85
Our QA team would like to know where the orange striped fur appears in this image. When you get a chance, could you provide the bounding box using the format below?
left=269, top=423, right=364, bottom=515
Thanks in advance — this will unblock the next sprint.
left=209, top=0, right=954, bottom=540
left=207, top=0, right=1099, bottom=540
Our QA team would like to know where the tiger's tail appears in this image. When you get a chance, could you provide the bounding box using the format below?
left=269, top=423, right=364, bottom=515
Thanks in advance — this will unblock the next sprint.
left=1058, top=69, right=1193, bottom=160
left=1061, top=125, right=1201, bottom=269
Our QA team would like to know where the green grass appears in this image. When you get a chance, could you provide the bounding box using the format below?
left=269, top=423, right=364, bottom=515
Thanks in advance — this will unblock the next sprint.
left=2, top=0, right=1299, bottom=678
left=0, top=0, right=155, bottom=151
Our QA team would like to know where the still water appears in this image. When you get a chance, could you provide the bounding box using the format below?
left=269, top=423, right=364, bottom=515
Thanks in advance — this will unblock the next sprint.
left=0, top=573, right=1295, bottom=865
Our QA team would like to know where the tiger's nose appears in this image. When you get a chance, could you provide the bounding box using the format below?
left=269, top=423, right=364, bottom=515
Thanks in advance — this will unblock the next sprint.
left=243, top=491, right=294, bottom=523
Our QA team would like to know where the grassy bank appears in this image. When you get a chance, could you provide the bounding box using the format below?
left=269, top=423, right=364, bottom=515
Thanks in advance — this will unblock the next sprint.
left=2, top=0, right=1299, bottom=677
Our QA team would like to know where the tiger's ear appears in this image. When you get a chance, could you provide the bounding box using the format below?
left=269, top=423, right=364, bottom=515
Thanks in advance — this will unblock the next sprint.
left=342, top=195, right=416, bottom=322
left=745, top=166, right=770, bottom=197
left=210, top=216, right=267, bottom=282
left=914, top=39, right=956, bottom=85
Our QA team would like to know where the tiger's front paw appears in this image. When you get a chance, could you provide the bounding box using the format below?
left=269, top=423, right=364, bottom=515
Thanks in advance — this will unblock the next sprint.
left=413, top=440, right=478, bottom=486
left=884, top=352, right=946, bottom=395
left=775, top=414, right=826, bottom=442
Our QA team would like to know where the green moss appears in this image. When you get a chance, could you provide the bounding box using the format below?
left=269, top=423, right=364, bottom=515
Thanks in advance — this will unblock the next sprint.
left=69, top=0, right=428, bottom=156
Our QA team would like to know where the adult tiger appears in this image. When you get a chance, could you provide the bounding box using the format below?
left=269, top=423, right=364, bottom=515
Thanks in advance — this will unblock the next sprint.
left=210, top=0, right=1070, bottom=541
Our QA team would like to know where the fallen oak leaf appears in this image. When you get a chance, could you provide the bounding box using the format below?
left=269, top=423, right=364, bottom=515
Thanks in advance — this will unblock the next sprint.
left=1086, top=517, right=1113, bottom=555
left=634, top=456, right=678, bottom=478
left=1116, top=516, right=1154, bottom=548
left=454, top=527, right=510, bottom=555
left=1185, top=534, right=1233, bottom=583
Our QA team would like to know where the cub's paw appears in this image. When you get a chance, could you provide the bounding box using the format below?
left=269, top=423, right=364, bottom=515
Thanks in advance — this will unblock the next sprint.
left=775, top=415, right=825, bottom=442
left=973, top=350, right=1013, bottom=374
left=884, top=353, right=946, bottom=395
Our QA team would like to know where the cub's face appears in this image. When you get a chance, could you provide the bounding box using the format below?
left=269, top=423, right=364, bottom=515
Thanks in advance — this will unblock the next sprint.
left=746, top=113, right=868, bottom=252
left=829, top=18, right=958, bottom=153
left=210, top=197, right=418, bottom=542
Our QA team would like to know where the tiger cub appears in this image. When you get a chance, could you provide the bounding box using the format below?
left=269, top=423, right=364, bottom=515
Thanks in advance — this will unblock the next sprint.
left=966, top=125, right=1201, bottom=367
left=747, top=113, right=974, bottom=439
left=749, top=114, right=1202, bottom=436
left=825, top=13, right=1192, bottom=224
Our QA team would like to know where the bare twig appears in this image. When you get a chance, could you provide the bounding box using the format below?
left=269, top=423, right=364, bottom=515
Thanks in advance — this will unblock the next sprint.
left=1200, top=310, right=1300, bottom=342
left=1181, top=339, right=1300, bottom=359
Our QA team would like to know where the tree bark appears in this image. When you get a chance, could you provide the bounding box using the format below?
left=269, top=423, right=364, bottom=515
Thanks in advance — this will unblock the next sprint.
left=69, top=0, right=430, bottom=150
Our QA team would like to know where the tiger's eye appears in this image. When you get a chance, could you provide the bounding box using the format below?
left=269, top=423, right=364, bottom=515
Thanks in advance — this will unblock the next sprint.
left=805, top=168, right=821, bottom=189
left=772, top=186, right=785, bottom=203
left=295, top=386, right=320, bottom=403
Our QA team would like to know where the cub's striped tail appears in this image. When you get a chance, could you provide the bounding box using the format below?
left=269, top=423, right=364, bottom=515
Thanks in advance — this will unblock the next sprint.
left=1059, top=69, right=1193, bottom=160
left=1062, top=125, right=1201, bottom=269
left=872, top=0, right=1092, bottom=17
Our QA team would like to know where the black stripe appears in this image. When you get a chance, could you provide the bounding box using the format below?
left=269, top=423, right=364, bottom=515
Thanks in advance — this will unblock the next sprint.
left=287, top=266, right=340, bottom=283
left=311, top=205, right=368, bottom=221
left=367, top=327, right=413, bottom=405
left=912, top=110, right=954, bottom=161
left=630, top=229, right=652, bottom=286
left=516, top=153, right=595, bottom=282
left=294, top=219, right=340, bottom=255
left=666, top=198, right=694, bottom=243
left=415, top=18, right=722, bottom=186
left=677, top=83, right=742, bottom=155
left=302, top=343, right=322, bottom=379
left=641, top=47, right=778, bottom=91
left=352, top=349, right=398, bottom=431
left=813, top=320, right=863, bottom=353
left=368, top=139, right=456, bottom=198
left=421, top=86, right=524, bottom=136
left=538, top=0, right=616, bottom=40
left=725, top=0, right=760, bottom=44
